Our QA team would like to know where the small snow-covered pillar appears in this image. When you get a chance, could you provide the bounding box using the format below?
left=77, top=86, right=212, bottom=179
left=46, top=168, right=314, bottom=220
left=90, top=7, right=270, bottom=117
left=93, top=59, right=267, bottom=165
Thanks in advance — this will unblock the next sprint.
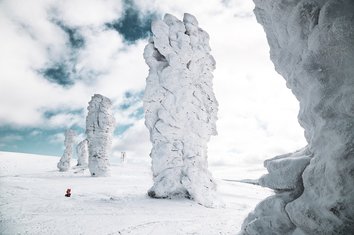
left=121, top=151, right=126, bottom=162
left=57, top=129, right=76, bottom=172
left=76, top=139, right=88, bottom=168
left=86, top=94, right=115, bottom=177
left=143, top=13, right=219, bottom=207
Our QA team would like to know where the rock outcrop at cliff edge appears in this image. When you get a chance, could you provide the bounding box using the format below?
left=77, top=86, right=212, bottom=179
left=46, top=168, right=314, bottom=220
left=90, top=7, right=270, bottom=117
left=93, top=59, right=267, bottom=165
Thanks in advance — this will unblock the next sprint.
left=76, top=139, right=88, bottom=168
left=57, top=129, right=76, bottom=172
left=143, top=13, right=219, bottom=207
left=240, top=0, right=354, bottom=234
left=86, top=94, right=115, bottom=177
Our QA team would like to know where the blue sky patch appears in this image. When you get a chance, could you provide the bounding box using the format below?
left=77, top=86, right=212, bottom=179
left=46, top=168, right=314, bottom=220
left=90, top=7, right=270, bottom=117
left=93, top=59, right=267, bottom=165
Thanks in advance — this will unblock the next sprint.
left=106, top=0, right=159, bottom=44
left=118, top=90, right=144, bottom=110
left=41, top=63, right=73, bottom=86
left=54, top=21, right=85, bottom=49
left=43, top=109, right=84, bottom=119
left=0, top=127, right=69, bottom=157
left=129, top=107, right=144, bottom=119
left=114, top=124, right=134, bottom=135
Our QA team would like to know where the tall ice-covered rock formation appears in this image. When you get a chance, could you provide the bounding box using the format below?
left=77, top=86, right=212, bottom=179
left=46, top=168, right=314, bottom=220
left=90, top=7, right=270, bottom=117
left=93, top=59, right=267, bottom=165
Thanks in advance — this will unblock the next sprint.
left=76, top=139, right=88, bottom=168
left=240, top=0, right=354, bottom=234
left=143, top=13, right=219, bottom=207
left=57, top=129, right=76, bottom=172
left=86, top=94, right=115, bottom=177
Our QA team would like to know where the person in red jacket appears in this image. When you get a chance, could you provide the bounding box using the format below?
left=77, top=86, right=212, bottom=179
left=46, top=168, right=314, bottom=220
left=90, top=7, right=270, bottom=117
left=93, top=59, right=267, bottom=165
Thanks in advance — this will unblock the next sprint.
left=65, top=188, right=71, bottom=197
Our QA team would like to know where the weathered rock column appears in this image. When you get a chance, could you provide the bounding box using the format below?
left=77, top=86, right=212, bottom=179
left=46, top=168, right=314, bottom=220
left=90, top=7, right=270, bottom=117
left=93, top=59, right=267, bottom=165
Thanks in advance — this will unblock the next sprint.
left=76, top=139, right=88, bottom=168
left=240, top=0, right=354, bottom=234
left=144, top=13, right=219, bottom=207
left=86, top=94, right=115, bottom=177
left=57, top=129, right=76, bottom=172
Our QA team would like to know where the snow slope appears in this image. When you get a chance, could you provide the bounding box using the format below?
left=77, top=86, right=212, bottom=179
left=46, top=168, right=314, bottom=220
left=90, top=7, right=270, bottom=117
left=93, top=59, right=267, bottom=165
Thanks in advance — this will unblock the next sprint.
left=0, top=151, right=271, bottom=235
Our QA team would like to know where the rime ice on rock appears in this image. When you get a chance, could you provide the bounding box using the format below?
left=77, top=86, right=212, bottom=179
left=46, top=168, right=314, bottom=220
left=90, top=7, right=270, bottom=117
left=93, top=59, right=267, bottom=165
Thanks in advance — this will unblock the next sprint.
left=240, top=0, right=354, bottom=234
left=76, top=139, right=88, bottom=168
left=143, top=13, right=219, bottom=207
left=86, top=94, right=115, bottom=177
left=57, top=129, right=76, bottom=172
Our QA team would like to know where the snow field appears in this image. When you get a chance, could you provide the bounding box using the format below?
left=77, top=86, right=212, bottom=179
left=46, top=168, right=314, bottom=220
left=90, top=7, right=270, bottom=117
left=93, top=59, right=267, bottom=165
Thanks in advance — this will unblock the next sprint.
left=0, top=151, right=271, bottom=235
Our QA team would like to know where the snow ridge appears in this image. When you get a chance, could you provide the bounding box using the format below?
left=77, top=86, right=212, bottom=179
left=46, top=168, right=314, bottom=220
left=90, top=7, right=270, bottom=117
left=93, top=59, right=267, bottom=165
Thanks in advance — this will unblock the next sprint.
left=143, top=13, right=220, bottom=207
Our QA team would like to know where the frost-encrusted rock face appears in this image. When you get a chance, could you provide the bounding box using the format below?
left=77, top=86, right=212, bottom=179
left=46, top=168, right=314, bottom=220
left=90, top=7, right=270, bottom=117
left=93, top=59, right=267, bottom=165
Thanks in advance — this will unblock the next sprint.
left=76, top=139, right=88, bottom=168
left=240, top=147, right=313, bottom=234
left=143, top=13, right=219, bottom=207
left=57, top=129, right=76, bottom=172
left=259, top=147, right=312, bottom=191
left=241, top=0, right=354, bottom=234
left=86, top=94, right=115, bottom=177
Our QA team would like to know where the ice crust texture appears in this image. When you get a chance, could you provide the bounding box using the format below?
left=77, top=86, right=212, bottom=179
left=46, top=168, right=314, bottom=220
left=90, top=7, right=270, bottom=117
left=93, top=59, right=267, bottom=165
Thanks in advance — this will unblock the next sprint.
left=143, top=13, right=219, bottom=207
left=76, top=139, right=89, bottom=168
left=57, top=129, right=76, bottom=172
left=240, top=0, right=354, bottom=234
left=86, top=94, right=115, bottom=177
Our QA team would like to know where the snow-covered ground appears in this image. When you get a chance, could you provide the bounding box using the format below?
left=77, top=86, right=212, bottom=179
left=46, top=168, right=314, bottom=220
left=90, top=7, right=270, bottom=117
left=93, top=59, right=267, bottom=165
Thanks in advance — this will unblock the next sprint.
left=0, top=151, right=272, bottom=235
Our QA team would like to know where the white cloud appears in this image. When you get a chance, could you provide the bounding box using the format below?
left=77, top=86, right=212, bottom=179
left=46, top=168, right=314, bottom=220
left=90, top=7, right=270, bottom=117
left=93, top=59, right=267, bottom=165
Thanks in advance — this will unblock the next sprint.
left=77, top=28, right=125, bottom=73
left=112, top=119, right=151, bottom=163
left=54, top=0, right=123, bottom=27
left=45, top=112, right=85, bottom=129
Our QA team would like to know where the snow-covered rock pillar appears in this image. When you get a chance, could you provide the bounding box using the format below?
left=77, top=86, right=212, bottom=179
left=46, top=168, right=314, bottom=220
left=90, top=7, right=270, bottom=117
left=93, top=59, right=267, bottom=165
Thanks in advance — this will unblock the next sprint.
left=57, top=129, right=76, bottom=172
left=240, top=0, right=354, bottom=234
left=76, top=139, right=88, bottom=168
left=144, top=13, right=219, bottom=207
left=86, top=94, right=115, bottom=177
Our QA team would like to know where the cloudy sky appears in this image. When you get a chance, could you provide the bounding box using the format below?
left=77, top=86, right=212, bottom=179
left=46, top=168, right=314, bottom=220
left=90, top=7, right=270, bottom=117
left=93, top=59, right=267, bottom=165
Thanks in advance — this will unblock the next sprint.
left=0, top=0, right=306, bottom=166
